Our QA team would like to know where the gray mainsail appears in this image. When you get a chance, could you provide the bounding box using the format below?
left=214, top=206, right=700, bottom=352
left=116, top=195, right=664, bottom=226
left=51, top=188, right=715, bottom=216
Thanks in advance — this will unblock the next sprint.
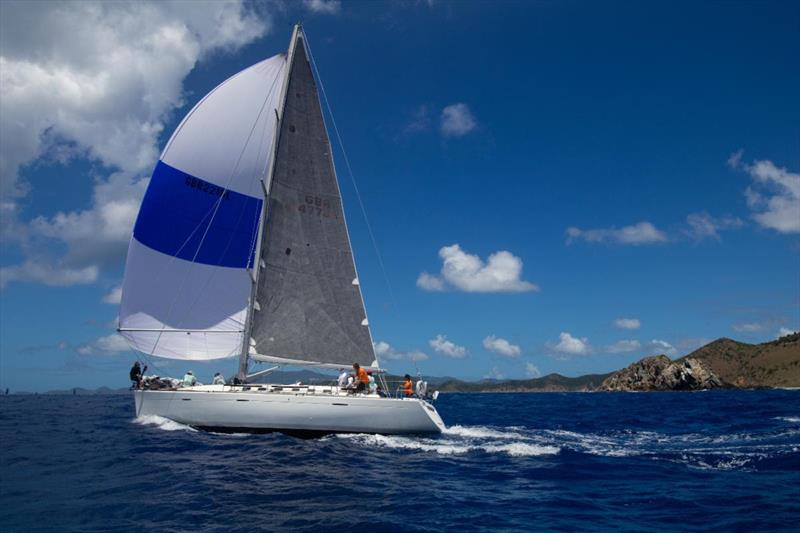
left=248, top=32, right=376, bottom=368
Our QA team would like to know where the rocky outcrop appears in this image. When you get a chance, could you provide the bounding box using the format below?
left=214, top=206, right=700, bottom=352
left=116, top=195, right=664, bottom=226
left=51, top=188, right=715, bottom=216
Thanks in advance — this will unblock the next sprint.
left=600, top=355, right=724, bottom=391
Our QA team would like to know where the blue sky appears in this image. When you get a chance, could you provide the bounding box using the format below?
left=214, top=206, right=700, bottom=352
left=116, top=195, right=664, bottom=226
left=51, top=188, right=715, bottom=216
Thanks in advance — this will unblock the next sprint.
left=1, top=0, right=798, bottom=391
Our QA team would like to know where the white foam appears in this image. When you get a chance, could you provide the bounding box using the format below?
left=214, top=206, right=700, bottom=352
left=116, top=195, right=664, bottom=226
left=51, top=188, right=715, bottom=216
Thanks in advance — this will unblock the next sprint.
left=339, top=427, right=560, bottom=457
left=133, top=415, right=196, bottom=432
left=443, top=425, right=528, bottom=440
left=775, top=416, right=800, bottom=423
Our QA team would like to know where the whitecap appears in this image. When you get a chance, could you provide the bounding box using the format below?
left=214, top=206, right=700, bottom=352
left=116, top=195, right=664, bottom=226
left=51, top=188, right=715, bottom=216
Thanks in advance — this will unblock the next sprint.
left=774, top=416, right=800, bottom=423
left=133, top=415, right=196, bottom=432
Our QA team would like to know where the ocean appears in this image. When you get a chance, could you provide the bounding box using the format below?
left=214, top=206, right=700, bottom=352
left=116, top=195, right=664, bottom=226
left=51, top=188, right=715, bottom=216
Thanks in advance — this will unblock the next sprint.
left=1, top=390, right=798, bottom=531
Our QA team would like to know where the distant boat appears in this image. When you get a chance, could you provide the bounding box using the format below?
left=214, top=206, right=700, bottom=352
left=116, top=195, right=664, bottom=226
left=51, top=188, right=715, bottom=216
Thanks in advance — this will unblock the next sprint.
left=118, top=25, right=444, bottom=435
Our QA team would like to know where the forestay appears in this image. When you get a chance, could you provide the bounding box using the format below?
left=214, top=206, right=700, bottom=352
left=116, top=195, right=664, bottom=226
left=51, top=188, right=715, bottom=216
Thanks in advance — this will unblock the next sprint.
left=249, top=35, right=376, bottom=368
left=119, top=55, right=286, bottom=360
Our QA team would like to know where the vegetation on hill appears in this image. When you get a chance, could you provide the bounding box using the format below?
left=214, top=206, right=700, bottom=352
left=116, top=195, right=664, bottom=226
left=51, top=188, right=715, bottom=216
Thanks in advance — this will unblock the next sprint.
left=678, top=332, right=800, bottom=388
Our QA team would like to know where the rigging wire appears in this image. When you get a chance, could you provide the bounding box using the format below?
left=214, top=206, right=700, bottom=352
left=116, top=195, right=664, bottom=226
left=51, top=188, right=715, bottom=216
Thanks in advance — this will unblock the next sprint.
left=303, top=37, right=399, bottom=313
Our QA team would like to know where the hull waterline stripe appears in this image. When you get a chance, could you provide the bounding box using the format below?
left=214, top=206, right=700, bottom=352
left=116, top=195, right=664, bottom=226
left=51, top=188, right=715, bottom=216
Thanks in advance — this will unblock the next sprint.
left=134, top=160, right=263, bottom=269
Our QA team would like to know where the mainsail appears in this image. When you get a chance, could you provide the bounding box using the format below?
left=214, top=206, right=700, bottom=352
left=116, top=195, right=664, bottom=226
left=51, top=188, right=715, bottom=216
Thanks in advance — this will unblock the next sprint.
left=119, top=55, right=287, bottom=360
left=248, top=32, right=376, bottom=368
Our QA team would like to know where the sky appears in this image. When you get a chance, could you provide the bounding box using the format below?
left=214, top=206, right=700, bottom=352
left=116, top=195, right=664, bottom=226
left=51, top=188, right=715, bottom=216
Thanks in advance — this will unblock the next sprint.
left=0, top=0, right=798, bottom=392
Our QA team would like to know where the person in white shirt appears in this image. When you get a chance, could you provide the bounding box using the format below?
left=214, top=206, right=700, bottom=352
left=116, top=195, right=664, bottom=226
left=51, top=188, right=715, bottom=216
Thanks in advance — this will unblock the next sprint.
left=337, top=369, right=349, bottom=388
left=182, top=371, right=197, bottom=387
left=212, top=372, right=225, bottom=385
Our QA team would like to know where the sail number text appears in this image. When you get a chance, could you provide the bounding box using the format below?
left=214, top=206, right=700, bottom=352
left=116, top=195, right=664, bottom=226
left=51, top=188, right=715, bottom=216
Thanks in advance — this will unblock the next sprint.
left=298, top=195, right=339, bottom=219
left=185, top=176, right=230, bottom=200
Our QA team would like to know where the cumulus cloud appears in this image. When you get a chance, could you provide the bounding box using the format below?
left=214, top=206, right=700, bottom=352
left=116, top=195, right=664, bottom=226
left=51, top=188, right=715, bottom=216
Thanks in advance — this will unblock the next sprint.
left=777, top=327, right=797, bottom=338
left=733, top=322, right=765, bottom=333
left=103, top=286, right=122, bottom=304
left=550, top=332, right=591, bottom=355
left=566, top=221, right=668, bottom=245
left=440, top=103, right=477, bottom=137
left=0, top=261, right=98, bottom=289
left=416, top=272, right=445, bottom=291
left=428, top=334, right=467, bottom=358
left=0, top=1, right=269, bottom=286
left=525, top=362, right=541, bottom=378
left=373, top=341, right=429, bottom=362
left=614, top=318, right=641, bottom=330
left=605, top=339, right=641, bottom=353
left=647, top=339, right=677, bottom=356
left=303, top=0, right=341, bottom=15
left=729, top=152, right=800, bottom=234
left=77, top=332, right=131, bottom=355
left=417, top=244, right=538, bottom=293
left=685, top=212, right=744, bottom=241
left=482, top=335, right=521, bottom=358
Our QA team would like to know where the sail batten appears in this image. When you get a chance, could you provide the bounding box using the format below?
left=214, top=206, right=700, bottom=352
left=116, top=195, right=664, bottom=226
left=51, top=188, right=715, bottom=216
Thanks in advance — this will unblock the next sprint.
left=249, top=34, right=375, bottom=368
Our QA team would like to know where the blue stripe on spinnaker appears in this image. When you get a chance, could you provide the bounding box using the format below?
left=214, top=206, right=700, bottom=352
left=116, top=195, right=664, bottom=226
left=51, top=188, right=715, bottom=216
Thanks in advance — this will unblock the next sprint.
left=133, top=161, right=262, bottom=269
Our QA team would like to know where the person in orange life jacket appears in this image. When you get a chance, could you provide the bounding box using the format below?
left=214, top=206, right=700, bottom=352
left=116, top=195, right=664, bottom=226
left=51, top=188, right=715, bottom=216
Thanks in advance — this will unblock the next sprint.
left=352, top=363, right=369, bottom=393
left=402, top=374, right=414, bottom=397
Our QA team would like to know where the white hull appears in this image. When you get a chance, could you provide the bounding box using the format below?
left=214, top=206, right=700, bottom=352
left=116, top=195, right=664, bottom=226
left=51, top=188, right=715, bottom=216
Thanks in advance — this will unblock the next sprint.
left=133, top=385, right=445, bottom=435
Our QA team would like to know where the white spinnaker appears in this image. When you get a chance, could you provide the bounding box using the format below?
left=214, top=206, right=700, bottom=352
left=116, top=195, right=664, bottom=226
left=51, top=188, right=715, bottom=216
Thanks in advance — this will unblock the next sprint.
left=119, top=55, right=286, bottom=361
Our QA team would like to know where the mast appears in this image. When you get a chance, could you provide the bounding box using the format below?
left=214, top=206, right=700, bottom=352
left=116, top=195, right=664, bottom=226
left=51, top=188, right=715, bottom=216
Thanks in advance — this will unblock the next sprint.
left=237, top=24, right=303, bottom=381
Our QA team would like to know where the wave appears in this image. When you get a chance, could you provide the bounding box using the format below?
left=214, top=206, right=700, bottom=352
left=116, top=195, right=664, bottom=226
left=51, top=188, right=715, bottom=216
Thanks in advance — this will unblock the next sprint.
left=336, top=423, right=797, bottom=470
left=775, top=416, right=800, bottom=423
left=337, top=428, right=560, bottom=457
left=133, top=415, right=196, bottom=432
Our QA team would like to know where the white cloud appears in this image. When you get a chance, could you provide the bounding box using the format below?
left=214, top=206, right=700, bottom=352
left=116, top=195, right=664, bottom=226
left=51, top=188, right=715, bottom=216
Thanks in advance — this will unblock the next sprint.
left=647, top=339, right=677, bottom=356
left=730, top=153, right=800, bottom=234
left=550, top=332, right=591, bottom=355
left=303, top=0, right=341, bottom=15
left=777, top=327, right=797, bottom=338
left=685, top=212, right=744, bottom=241
left=373, top=341, right=429, bottom=362
left=483, top=366, right=504, bottom=380
left=418, top=244, right=538, bottom=293
left=428, top=334, right=467, bottom=358
left=103, top=286, right=122, bottom=305
left=566, top=221, right=668, bottom=245
left=416, top=272, right=445, bottom=291
left=605, top=339, right=641, bottom=353
left=77, top=332, right=131, bottom=355
left=525, top=362, right=541, bottom=378
left=440, top=103, right=477, bottom=137
left=614, top=318, right=641, bottom=330
left=733, top=322, right=765, bottom=333
left=482, top=335, right=521, bottom=358
left=0, top=1, right=269, bottom=286
left=0, top=261, right=98, bottom=289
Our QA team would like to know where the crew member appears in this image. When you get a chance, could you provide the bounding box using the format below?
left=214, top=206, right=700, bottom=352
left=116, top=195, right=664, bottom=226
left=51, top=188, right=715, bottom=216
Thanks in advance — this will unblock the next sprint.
left=129, top=361, right=147, bottom=389
left=182, top=370, right=197, bottom=387
left=402, top=374, right=414, bottom=397
left=212, top=372, right=225, bottom=385
left=353, top=363, right=369, bottom=393
left=337, top=368, right=349, bottom=389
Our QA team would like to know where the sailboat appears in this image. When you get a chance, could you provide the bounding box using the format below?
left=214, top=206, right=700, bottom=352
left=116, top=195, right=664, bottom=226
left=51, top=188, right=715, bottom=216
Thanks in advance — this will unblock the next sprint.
left=118, top=25, right=445, bottom=435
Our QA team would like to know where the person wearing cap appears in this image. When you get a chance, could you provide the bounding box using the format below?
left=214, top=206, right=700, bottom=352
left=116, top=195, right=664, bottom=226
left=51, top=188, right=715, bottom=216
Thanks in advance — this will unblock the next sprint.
left=182, top=370, right=197, bottom=387
left=401, top=374, right=414, bottom=397
left=352, top=363, right=369, bottom=393
left=212, top=372, right=225, bottom=385
left=129, top=361, right=147, bottom=389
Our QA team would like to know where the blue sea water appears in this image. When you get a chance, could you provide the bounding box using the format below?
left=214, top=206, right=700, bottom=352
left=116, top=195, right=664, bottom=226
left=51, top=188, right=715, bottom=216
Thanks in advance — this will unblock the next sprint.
left=1, top=390, right=798, bottom=532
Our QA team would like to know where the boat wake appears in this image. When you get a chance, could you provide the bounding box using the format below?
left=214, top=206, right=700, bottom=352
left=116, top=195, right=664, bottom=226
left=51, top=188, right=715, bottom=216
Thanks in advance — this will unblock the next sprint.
left=337, top=425, right=560, bottom=457
left=337, top=423, right=799, bottom=470
left=133, top=415, right=196, bottom=432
